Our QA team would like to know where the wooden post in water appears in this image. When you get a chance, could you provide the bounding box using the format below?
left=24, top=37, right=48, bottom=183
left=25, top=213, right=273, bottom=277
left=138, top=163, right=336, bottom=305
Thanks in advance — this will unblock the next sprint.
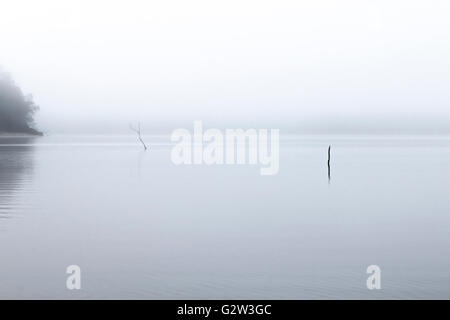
left=327, top=145, right=331, bottom=182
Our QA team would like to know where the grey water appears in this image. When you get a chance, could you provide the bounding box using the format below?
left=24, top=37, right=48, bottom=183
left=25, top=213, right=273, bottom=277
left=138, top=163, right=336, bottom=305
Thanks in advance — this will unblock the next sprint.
left=1, top=134, right=450, bottom=299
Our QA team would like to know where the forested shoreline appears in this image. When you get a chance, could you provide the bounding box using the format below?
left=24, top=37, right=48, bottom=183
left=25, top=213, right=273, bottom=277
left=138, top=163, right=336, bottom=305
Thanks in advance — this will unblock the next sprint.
left=0, top=70, right=41, bottom=135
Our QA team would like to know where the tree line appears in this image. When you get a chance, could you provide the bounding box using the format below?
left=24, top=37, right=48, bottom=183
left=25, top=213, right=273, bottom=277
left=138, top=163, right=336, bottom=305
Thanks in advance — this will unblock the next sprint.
left=0, top=69, right=41, bottom=135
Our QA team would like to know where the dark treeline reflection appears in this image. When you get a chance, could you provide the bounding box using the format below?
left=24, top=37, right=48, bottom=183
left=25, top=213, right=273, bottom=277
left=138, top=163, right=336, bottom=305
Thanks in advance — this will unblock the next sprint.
left=0, top=138, right=36, bottom=218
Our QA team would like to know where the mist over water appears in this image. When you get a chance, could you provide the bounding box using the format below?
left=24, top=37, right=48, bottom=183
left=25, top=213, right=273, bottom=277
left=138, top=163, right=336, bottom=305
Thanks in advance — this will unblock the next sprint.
left=1, top=1, right=450, bottom=134
left=1, top=0, right=450, bottom=300
left=1, top=134, right=450, bottom=299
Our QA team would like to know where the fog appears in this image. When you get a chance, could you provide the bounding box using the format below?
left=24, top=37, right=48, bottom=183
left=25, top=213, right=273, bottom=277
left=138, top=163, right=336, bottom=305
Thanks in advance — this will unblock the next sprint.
left=1, top=0, right=450, bottom=134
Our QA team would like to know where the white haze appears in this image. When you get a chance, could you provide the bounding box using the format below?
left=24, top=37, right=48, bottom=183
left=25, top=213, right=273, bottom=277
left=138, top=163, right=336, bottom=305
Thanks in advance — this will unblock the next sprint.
left=1, top=0, right=450, bottom=134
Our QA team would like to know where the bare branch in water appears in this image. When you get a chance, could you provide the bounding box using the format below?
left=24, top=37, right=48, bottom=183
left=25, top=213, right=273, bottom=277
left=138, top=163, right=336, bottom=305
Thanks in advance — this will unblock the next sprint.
left=129, top=122, right=147, bottom=151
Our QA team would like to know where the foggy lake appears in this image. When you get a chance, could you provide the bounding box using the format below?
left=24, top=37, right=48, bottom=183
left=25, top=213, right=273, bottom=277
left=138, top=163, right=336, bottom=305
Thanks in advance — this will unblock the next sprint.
left=1, top=134, right=450, bottom=299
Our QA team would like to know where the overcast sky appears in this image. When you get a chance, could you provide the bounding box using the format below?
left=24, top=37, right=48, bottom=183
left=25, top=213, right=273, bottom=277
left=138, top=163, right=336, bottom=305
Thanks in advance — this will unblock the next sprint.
left=1, top=0, right=449, bottom=133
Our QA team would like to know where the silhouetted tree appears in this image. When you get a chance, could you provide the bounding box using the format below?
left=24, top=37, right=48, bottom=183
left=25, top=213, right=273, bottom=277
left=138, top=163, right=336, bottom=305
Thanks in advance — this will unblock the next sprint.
left=0, top=69, right=41, bottom=135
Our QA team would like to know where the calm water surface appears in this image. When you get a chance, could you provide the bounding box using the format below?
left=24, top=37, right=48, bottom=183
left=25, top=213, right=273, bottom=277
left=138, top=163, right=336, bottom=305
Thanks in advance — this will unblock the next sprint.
left=1, top=134, right=450, bottom=299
